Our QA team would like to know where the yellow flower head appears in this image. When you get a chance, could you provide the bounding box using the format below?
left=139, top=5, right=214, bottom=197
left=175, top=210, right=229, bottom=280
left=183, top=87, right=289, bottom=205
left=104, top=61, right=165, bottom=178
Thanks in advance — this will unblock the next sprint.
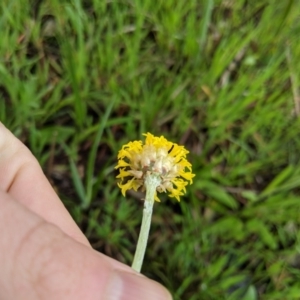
left=115, top=132, right=195, bottom=201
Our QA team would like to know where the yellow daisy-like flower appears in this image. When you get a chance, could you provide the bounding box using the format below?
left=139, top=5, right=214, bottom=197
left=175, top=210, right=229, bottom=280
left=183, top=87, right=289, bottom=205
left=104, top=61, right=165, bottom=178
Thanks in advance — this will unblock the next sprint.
left=115, top=132, right=195, bottom=201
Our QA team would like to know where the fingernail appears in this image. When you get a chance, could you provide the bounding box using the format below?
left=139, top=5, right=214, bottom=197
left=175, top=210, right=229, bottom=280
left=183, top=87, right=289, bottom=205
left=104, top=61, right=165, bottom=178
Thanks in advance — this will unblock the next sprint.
left=105, top=271, right=172, bottom=300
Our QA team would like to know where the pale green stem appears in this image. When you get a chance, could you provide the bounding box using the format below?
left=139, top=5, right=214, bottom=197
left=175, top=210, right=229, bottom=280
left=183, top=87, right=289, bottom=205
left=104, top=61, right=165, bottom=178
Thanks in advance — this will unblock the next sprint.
left=131, top=173, right=161, bottom=272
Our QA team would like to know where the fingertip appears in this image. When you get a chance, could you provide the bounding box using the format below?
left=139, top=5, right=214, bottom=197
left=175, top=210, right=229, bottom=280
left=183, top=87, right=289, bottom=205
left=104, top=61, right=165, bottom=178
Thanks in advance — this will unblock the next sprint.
left=104, top=271, right=172, bottom=300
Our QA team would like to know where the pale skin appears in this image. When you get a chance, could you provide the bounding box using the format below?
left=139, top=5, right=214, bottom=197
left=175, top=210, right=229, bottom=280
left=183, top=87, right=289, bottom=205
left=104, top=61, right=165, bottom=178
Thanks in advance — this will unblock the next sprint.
left=0, top=123, right=172, bottom=300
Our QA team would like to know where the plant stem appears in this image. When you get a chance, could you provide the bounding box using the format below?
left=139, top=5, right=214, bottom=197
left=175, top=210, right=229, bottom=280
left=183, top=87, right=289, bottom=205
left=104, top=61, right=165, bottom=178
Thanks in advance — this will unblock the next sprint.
left=131, top=173, right=161, bottom=272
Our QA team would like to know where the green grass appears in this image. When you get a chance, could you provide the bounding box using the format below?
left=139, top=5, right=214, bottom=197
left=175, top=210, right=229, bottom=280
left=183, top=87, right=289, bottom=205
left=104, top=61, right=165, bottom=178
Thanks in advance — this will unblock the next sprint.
left=1, top=0, right=300, bottom=298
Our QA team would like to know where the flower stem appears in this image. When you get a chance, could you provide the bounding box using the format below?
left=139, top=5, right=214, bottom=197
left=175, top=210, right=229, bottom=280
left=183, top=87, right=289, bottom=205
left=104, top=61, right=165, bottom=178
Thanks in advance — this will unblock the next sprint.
left=131, top=173, right=161, bottom=272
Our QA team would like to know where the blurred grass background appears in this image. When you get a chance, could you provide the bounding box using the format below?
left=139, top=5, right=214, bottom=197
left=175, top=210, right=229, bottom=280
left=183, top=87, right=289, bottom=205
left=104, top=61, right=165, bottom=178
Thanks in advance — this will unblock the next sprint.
left=1, top=0, right=300, bottom=299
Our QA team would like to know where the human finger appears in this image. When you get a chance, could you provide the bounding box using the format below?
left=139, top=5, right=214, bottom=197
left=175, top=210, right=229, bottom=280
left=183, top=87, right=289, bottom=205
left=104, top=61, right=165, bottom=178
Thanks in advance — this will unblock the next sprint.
left=0, top=122, right=89, bottom=246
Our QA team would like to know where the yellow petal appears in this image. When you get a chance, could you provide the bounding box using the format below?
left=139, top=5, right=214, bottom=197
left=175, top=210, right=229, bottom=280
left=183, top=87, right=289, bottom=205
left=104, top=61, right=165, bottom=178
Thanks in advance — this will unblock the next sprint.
left=172, top=179, right=187, bottom=192
left=115, top=159, right=130, bottom=169
left=168, top=188, right=184, bottom=202
left=154, top=191, right=161, bottom=202
left=116, top=168, right=132, bottom=179
left=118, top=178, right=135, bottom=196
left=179, top=171, right=195, bottom=183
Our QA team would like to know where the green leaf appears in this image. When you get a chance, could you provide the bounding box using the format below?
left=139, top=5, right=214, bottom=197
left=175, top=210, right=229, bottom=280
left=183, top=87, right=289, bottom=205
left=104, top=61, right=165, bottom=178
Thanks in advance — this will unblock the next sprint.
left=207, top=255, right=229, bottom=279
left=197, top=180, right=238, bottom=209
left=242, top=285, right=258, bottom=300
left=85, top=99, right=115, bottom=208
left=260, top=165, right=294, bottom=197
left=219, top=275, right=247, bottom=290
left=246, top=219, right=277, bottom=250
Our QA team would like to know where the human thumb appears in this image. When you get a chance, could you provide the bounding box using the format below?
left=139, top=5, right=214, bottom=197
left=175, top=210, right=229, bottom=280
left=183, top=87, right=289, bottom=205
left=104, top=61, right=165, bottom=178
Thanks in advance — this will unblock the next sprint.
left=0, top=189, right=172, bottom=300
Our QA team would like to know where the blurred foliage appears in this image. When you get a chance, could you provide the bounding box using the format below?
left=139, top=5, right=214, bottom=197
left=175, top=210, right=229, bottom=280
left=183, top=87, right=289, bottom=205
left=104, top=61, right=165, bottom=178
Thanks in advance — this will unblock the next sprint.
left=1, top=0, right=300, bottom=298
